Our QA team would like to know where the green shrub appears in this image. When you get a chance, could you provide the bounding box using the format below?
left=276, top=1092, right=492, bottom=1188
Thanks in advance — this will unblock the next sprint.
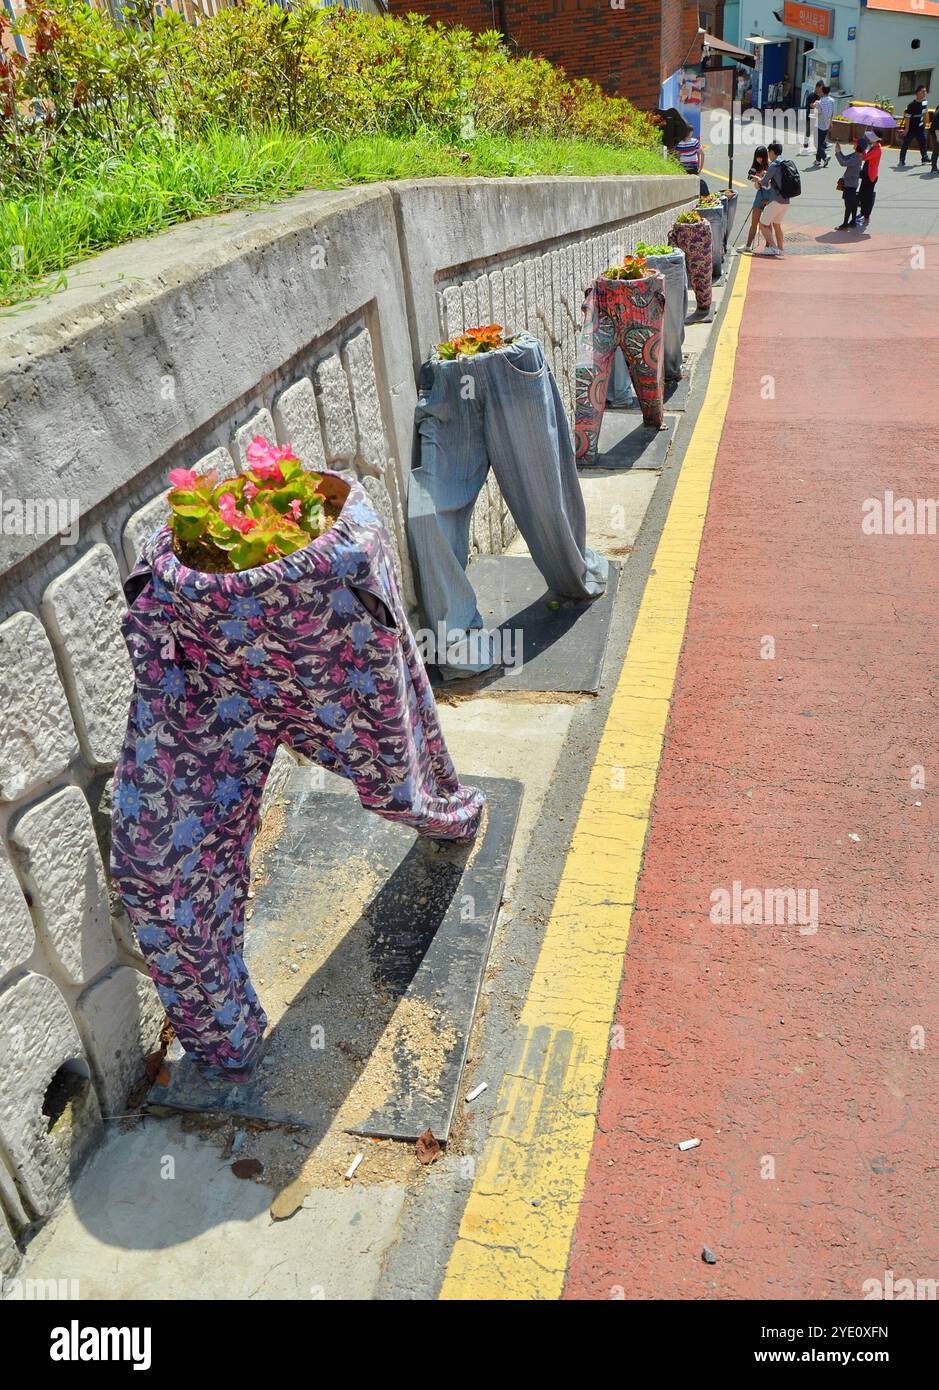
left=2, top=0, right=660, bottom=193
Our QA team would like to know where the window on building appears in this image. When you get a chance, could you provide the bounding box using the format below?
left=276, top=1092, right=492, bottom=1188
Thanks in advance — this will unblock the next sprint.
left=898, top=69, right=933, bottom=96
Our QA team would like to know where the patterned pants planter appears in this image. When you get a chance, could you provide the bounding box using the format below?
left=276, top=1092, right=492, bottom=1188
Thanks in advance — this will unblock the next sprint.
left=668, top=220, right=713, bottom=312
left=574, top=271, right=666, bottom=463
left=697, top=205, right=724, bottom=281
left=606, top=249, right=688, bottom=405
left=110, top=475, right=485, bottom=1083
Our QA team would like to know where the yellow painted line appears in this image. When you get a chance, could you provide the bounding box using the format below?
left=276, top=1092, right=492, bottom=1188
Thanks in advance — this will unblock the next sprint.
left=703, top=166, right=752, bottom=191
left=439, top=259, right=753, bottom=1302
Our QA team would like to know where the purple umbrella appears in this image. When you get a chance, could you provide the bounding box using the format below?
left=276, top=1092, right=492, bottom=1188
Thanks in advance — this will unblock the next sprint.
left=839, top=106, right=898, bottom=128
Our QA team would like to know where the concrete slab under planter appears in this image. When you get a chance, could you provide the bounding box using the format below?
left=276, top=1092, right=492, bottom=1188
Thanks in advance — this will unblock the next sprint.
left=587, top=411, right=678, bottom=472
left=147, top=769, right=522, bottom=1144
left=431, top=554, right=620, bottom=696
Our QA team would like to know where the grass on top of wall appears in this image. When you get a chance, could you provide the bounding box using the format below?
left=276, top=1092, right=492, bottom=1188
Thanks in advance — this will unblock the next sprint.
left=0, top=126, right=680, bottom=311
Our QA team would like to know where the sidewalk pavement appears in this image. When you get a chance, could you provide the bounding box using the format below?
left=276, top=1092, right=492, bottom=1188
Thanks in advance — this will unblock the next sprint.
left=562, top=233, right=939, bottom=1298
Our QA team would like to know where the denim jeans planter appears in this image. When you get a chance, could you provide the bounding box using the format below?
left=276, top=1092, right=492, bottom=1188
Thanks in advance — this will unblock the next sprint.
left=605, top=250, right=687, bottom=406
left=668, top=219, right=713, bottom=312
left=574, top=270, right=666, bottom=464
left=719, top=191, right=737, bottom=253
left=407, top=332, right=608, bottom=680
left=697, top=205, right=724, bottom=280
left=111, top=474, right=485, bottom=1083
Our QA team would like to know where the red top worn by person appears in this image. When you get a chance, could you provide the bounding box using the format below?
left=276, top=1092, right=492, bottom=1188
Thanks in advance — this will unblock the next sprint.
left=863, top=140, right=882, bottom=180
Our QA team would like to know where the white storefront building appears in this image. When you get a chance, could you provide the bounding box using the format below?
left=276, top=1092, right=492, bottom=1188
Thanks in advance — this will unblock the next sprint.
left=723, top=1, right=939, bottom=110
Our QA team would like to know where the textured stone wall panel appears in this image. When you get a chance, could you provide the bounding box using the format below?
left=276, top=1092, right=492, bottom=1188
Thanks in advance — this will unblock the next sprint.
left=271, top=379, right=328, bottom=474
left=0, top=972, right=102, bottom=1217
left=11, top=786, right=116, bottom=986
left=41, top=545, right=134, bottom=769
left=76, top=965, right=164, bottom=1116
left=0, top=613, right=78, bottom=803
left=0, top=841, right=35, bottom=978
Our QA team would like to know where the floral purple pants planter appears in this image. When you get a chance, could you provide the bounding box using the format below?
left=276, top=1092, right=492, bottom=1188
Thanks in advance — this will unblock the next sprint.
left=668, top=220, right=713, bottom=312
left=110, top=474, right=485, bottom=1084
left=574, top=270, right=666, bottom=463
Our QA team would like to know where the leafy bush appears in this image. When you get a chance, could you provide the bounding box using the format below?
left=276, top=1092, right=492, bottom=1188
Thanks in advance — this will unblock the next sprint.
left=2, top=0, right=660, bottom=193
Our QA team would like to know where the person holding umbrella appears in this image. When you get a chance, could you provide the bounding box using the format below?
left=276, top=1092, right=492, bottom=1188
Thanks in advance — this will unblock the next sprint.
left=858, top=132, right=882, bottom=227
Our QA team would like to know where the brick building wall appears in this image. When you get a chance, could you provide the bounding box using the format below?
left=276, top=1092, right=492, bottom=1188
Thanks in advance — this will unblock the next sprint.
left=388, top=0, right=701, bottom=106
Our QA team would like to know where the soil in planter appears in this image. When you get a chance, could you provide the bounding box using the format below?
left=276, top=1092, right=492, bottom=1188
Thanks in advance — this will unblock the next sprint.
left=172, top=473, right=350, bottom=572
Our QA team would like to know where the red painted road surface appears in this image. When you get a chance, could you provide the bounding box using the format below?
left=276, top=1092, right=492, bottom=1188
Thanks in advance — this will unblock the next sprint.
left=565, top=235, right=939, bottom=1299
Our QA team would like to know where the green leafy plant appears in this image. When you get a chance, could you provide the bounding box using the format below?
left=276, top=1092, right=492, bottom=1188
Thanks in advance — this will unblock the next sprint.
left=676, top=210, right=703, bottom=224
left=167, top=436, right=340, bottom=572
left=634, top=241, right=672, bottom=256
left=697, top=193, right=722, bottom=208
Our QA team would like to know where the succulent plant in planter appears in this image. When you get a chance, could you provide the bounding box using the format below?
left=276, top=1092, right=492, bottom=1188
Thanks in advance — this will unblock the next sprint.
left=697, top=193, right=722, bottom=208
left=167, top=436, right=346, bottom=573
left=676, top=209, right=703, bottom=224
left=437, top=323, right=510, bottom=359
left=603, top=254, right=649, bottom=280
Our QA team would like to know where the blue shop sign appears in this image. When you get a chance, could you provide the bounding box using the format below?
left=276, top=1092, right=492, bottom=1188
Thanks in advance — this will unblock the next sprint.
left=848, top=25, right=856, bottom=39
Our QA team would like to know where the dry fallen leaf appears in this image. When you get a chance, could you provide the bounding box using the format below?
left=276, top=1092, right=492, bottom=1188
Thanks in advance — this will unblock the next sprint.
left=231, top=1158, right=263, bottom=1180
left=143, top=1051, right=164, bottom=1084
left=270, top=1176, right=310, bottom=1222
left=416, top=1128, right=442, bottom=1165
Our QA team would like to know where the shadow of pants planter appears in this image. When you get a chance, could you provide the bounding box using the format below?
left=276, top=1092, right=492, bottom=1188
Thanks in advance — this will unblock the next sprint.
left=668, top=220, right=713, bottom=312
left=697, top=205, right=724, bottom=280
left=606, top=249, right=688, bottom=405
left=407, top=332, right=608, bottom=680
left=574, top=270, right=666, bottom=463
left=110, top=476, right=485, bottom=1083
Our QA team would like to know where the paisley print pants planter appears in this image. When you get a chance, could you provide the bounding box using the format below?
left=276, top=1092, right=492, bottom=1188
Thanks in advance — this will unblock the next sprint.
left=606, top=250, right=688, bottom=405
left=574, top=271, right=666, bottom=464
left=668, top=221, right=713, bottom=312
left=110, top=475, right=485, bottom=1083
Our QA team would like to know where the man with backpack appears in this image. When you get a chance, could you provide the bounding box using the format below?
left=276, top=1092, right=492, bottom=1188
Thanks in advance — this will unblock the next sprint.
left=757, top=141, right=801, bottom=257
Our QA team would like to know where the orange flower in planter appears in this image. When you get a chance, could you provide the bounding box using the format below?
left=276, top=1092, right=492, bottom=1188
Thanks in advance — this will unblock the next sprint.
left=438, top=323, right=509, bottom=359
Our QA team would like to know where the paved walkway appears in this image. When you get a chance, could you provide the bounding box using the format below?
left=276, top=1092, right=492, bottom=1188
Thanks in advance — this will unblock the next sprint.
left=442, top=230, right=939, bottom=1298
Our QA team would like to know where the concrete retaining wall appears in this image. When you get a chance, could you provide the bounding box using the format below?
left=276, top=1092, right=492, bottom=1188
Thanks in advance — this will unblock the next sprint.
left=0, top=170, right=696, bottom=1272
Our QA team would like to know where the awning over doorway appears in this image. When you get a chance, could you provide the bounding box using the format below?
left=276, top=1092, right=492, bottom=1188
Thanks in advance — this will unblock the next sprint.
left=698, top=31, right=757, bottom=67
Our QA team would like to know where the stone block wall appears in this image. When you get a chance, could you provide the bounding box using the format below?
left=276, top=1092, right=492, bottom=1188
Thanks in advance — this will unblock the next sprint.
left=0, top=171, right=696, bottom=1271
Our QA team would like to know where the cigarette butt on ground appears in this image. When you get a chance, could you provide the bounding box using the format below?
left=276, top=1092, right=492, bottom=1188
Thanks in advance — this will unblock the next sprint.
left=465, top=1083, right=488, bottom=1103
left=678, top=1138, right=701, bottom=1151
left=345, top=1152, right=364, bottom=1180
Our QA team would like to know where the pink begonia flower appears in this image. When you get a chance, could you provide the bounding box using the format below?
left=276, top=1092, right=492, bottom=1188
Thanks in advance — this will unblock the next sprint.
left=289, top=499, right=302, bottom=521
left=168, top=467, right=200, bottom=490
left=217, top=494, right=257, bottom=533
left=243, top=480, right=259, bottom=500
left=246, top=434, right=296, bottom=484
